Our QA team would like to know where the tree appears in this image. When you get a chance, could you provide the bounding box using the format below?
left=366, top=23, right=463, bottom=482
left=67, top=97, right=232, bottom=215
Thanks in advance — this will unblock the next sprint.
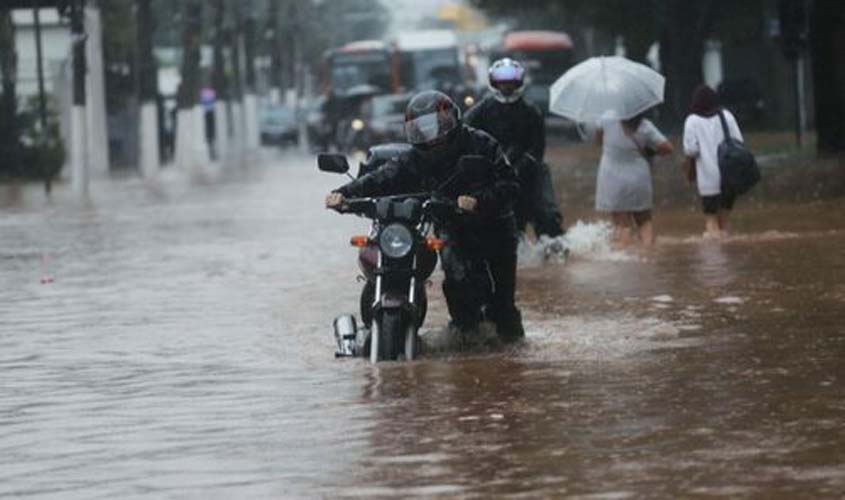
left=100, top=0, right=137, bottom=112
left=656, top=0, right=720, bottom=125
left=471, top=0, right=728, bottom=128
left=0, top=7, right=21, bottom=175
left=137, top=0, right=160, bottom=175
left=810, top=0, right=845, bottom=153
left=210, top=0, right=228, bottom=102
left=174, top=0, right=202, bottom=169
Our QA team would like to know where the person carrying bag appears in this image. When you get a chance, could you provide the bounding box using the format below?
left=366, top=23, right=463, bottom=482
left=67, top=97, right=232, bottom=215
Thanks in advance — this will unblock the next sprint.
left=682, top=84, right=755, bottom=239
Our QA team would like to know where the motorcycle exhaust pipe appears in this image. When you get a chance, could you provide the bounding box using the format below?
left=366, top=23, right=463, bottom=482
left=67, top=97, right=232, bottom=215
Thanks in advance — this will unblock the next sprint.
left=333, top=314, right=358, bottom=358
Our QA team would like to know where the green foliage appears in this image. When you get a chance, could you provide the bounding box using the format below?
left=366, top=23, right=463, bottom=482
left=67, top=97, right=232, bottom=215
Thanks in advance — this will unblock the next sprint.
left=19, top=96, right=65, bottom=180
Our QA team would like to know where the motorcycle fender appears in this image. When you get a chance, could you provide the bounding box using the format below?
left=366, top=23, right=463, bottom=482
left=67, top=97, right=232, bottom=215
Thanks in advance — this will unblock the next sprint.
left=378, top=293, right=408, bottom=310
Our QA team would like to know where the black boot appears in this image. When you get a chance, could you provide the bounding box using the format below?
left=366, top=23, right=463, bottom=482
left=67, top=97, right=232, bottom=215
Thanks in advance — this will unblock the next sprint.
left=495, top=308, right=525, bottom=343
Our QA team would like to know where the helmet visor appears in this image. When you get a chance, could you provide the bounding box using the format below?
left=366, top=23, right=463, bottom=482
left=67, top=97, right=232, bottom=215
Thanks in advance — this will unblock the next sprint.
left=489, top=64, right=524, bottom=84
left=405, top=112, right=456, bottom=145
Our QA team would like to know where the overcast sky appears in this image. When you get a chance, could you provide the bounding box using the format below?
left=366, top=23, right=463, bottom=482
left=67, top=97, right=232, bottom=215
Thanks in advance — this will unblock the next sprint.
left=382, top=0, right=456, bottom=32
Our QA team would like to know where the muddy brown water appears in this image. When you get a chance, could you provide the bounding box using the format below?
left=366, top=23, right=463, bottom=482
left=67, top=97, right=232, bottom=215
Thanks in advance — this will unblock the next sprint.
left=1, top=148, right=844, bottom=498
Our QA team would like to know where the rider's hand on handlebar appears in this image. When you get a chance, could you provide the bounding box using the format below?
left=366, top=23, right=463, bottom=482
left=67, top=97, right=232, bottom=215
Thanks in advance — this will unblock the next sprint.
left=325, top=192, right=346, bottom=210
left=457, top=195, right=478, bottom=213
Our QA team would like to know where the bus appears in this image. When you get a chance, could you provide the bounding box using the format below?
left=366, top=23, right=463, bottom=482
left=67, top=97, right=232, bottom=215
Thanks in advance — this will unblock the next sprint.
left=322, top=40, right=398, bottom=96
left=394, top=30, right=463, bottom=92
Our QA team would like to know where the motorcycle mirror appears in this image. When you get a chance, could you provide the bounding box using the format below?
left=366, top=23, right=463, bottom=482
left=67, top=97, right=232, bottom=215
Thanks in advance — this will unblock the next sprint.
left=317, top=153, right=350, bottom=174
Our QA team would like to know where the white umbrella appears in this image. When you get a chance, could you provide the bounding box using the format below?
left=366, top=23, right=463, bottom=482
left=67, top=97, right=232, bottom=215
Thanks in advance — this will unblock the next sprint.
left=548, top=56, right=665, bottom=122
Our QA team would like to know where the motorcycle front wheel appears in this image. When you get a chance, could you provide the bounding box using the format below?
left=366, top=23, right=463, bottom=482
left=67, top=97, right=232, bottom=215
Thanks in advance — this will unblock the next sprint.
left=376, top=309, right=404, bottom=361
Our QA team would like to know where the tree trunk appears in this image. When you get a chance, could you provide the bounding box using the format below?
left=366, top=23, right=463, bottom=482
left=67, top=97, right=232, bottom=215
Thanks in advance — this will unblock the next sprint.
left=137, top=0, right=159, bottom=176
left=211, top=0, right=229, bottom=162
left=267, top=0, right=283, bottom=100
left=137, top=0, right=157, bottom=103
left=0, top=7, right=20, bottom=175
left=810, top=0, right=845, bottom=153
left=241, top=1, right=259, bottom=151
left=229, top=3, right=247, bottom=163
left=175, top=0, right=203, bottom=170
left=658, top=0, right=718, bottom=129
left=70, top=0, right=88, bottom=196
left=616, top=0, right=657, bottom=64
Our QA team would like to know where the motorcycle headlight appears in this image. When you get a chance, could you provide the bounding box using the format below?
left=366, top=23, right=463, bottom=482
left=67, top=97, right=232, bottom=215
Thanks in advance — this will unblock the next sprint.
left=464, top=95, right=475, bottom=108
left=379, top=223, right=413, bottom=259
left=351, top=119, right=365, bottom=131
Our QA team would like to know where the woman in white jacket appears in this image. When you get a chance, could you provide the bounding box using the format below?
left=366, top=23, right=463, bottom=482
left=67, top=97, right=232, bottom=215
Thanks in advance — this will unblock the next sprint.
left=682, top=84, right=744, bottom=239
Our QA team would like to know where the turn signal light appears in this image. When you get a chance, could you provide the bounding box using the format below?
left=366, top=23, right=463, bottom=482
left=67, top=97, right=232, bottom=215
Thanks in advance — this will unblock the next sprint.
left=349, top=235, right=370, bottom=248
left=426, top=237, right=446, bottom=251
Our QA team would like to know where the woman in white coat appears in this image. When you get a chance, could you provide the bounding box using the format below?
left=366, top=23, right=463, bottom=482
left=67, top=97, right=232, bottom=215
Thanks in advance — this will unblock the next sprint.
left=682, top=84, right=744, bottom=239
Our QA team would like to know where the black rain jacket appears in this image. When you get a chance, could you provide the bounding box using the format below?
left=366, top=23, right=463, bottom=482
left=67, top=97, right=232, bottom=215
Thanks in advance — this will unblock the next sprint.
left=334, top=126, right=518, bottom=232
left=463, top=94, right=545, bottom=173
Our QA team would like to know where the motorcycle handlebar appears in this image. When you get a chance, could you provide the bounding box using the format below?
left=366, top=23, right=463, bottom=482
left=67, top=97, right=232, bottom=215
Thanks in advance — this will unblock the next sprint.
left=333, top=197, right=373, bottom=215
left=331, top=193, right=469, bottom=217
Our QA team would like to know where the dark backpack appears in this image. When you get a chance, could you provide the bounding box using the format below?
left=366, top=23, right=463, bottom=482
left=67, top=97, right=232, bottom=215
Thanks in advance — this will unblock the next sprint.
left=717, top=110, right=760, bottom=196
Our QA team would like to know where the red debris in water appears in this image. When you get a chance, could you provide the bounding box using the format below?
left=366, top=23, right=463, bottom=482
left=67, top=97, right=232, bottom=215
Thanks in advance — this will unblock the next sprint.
left=40, top=276, right=54, bottom=284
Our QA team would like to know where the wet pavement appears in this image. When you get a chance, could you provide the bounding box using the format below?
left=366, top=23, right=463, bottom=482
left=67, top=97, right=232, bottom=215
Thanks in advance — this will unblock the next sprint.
left=1, top=147, right=844, bottom=498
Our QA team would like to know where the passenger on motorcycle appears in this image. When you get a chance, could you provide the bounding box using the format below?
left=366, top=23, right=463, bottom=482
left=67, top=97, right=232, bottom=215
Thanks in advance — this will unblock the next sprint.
left=464, top=58, right=566, bottom=246
left=325, top=91, right=525, bottom=342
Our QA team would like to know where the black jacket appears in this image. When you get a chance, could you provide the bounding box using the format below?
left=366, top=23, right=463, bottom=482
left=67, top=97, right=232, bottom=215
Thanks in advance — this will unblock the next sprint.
left=463, top=95, right=545, bottom=172
left=334, top=126, right=518, bottom=229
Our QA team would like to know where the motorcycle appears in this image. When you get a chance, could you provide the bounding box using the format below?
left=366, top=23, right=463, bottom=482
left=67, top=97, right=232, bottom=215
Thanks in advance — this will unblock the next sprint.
left=318, top=151, right=489, bottom=362
left=334, top=117, right=370, bottom=157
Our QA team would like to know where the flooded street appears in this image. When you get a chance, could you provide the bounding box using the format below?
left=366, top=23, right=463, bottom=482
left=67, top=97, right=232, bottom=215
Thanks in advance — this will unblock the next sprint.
left=2, top=149, right=844, bottom=499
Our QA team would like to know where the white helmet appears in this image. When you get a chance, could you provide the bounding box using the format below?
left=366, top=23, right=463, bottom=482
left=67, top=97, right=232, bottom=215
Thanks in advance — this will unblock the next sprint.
left=488, top=58, right=526, bottom=103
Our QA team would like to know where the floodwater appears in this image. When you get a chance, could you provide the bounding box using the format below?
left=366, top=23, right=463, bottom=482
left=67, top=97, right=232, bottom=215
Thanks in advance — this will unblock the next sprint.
left=1, top=147, right=844, bottom=499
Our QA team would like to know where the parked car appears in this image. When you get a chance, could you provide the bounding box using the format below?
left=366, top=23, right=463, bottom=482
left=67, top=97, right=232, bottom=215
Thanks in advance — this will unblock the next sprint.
left=260, top=106, right=298, bottom=146
left=306, top=95, right=331, bottom=151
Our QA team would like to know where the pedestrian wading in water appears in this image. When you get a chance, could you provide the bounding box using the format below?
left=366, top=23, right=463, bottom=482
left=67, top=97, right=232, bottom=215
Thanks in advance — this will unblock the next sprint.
left=682, top=84, right=746, bottom=239
left=594, top=111, right=674, bottom=246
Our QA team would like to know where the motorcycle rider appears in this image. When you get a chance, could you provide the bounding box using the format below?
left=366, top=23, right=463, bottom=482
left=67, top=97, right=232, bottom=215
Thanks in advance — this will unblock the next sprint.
left=464, top=58, right=566, bottom=248
left=325, top=91, right=525, bottom=342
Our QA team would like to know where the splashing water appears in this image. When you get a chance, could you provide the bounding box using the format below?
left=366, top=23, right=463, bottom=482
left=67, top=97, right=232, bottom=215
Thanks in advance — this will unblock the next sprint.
left=518, top=234, right=570, bottom=266
left=518, top=221, right=639, bottom=266
left=561, top=220, right=639, bottom=262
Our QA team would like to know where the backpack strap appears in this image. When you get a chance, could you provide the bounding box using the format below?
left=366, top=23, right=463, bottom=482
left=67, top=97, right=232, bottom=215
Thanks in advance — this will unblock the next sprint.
left=717, top=109, right=734, bottom=145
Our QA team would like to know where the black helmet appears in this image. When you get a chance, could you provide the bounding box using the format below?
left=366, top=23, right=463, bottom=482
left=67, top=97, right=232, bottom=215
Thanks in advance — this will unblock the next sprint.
left=404, top=90, right=461, bottom=147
